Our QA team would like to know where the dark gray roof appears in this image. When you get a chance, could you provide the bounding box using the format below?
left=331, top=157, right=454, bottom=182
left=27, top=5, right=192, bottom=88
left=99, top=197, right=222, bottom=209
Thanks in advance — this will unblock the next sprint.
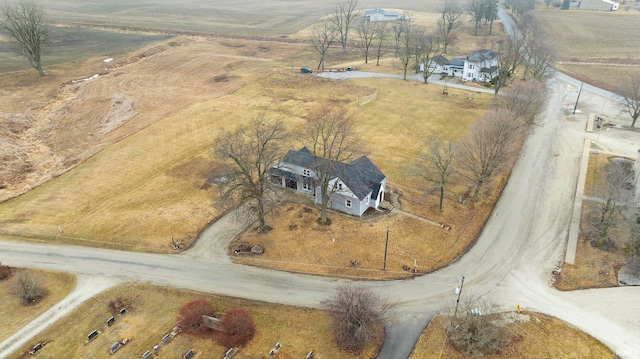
left=449, top=58, right=465, bottom=68
left=433, top=55, right=450, bottom=65
left=467, top=49, right=497, bottom=62
left=480, top=66, right=498, bottom=74
left=277, top=147, right=385, bottom=200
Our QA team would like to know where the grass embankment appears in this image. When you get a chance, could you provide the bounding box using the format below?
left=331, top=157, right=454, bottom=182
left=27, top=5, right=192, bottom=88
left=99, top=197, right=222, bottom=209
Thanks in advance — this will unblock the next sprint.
left=6, top=283, right=377, bottom=359
left=555, top=153, right=632, bottom=290
left=0, top=269, right=76, bottom=342
left=409, top=313, right=616, bottom=359
left=533, top=8, right=640, bottom=92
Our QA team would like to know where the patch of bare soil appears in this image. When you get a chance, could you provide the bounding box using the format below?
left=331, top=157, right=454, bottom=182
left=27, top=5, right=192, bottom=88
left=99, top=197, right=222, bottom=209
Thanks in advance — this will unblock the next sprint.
left=0, top=36, right=304, bottom=203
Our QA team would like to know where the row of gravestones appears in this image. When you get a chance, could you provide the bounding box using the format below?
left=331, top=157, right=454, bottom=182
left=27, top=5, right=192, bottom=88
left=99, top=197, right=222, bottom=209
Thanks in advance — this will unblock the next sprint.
left=265, top=342, right=313, bottom=359
left=86, top=307, right=129, bottom=354
left=138, top=325, right=194, bottom=359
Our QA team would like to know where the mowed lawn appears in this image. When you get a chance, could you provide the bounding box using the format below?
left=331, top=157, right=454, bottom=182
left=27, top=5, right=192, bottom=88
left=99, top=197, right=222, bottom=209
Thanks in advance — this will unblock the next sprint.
left=6, top=283, right=378, bottom=359
left=0, top=37, right=491, bottom=253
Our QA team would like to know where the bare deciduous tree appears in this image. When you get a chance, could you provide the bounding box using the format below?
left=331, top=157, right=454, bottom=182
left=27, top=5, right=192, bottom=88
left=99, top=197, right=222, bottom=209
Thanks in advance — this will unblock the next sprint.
left=467, top=0, right=485, bottom=36
left=592, top=160, right=633, bottom=247
left=493, top=80, right=546, bottom=125
left=299, top=105, right=360, bottom=225
left=391, top=20, right=404, bottom=58
left=446, top=295, right=510, bottom=356
left=416, top=137, right=457, bottom=211
left=483, top=0, right=499, bottom=35
left=618, top=76, right=640, bottom=128
left=311, top=21, right=337, bottom=71
left=439, top=0, right=464, bottom=53
left=323, top=285, right=394, bottom=354
left=459, top=109, right=524, bottom=201
left=13, top=270, right=47, bottom=305
left=373, top=22, right=388, bottom=66
left=417, top=31, right=444, bottom=84
left=215, top=114, right=286, bottom=232
left=395, top=18, right=413, bottom=80
left=520, top=14, right=557, bottom=81
left=1, top=0, right=48, bottom=76
left=494, top=31, right=525, bottom=95
left=330, top=0, right=359, bottom=53
left=357, top=20, right=379, bottom=64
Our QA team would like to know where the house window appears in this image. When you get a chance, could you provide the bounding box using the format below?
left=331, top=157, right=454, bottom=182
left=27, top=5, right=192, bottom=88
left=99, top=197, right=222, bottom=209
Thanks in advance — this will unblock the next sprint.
left=469, top=64, right=474, bottom=70
left=303, top=181, right=312, bottom=191
left=303, top=169, right=310, bottom=177
left=346, top=199, right=352, bottom=208
left=338, top=183, right=343, bottom=190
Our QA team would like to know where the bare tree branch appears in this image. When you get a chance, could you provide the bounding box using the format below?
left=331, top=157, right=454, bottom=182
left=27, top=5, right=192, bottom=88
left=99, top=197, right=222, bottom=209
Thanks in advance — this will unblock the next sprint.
left=618, top=76, right=640, bottom=128
left=298, top=105, right=360, bottom=224
left=416, top=137, right=457, bottom=211
left=215, top=114, right=286, bottom=232
left=493, top=80, right=547, bottom=125
left=458, top=109, right=524, bottom=201
left=439, top=0, right=464, bottom=53
left=311, top=21, right=337, bottom=71
left=330, top=0, right=359, bottom=53
left=1, top=0, right=48, bottom=76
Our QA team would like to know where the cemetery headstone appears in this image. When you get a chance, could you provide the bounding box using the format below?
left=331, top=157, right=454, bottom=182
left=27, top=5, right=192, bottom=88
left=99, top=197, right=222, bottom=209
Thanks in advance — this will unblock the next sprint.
left=106, top=316, right=116, bottom=327
left=86, top=330, right=100, bottom=342
left=109, top=342, right=122, bottom=354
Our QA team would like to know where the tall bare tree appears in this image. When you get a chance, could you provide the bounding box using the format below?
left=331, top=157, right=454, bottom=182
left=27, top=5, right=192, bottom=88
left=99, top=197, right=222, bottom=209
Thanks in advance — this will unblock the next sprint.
left=373, top=22, right=388, bottom=66
left=330, top=0, right=359, bottom=53
left=439, top=0, right=464, bottom=53
left=493, top=80, right=547, bottom=125
left=618, top=76, right=640, bottom=128
left=215, top=114, right=286, bottom=232
left=356, top=20, right=378, bottom=63
left=395, top=18, right=413, bottom=80
left=391, top=20, right=405, bottom=58
left=417, top=137, right=457, bottom=211
left=520, top=14, right=557, bottom=81
left=299, top=105, right=360, bottom=224
left=323, top=285, right=394, bottom=354
left=1, top=0, right=47, bottom=76
left=459, top=109, right=524, bottom=201
left=493, top=31, right=525, bottom=95
left=593, top=160, right=633, bottom=247
left=467, top=0, right=485, bottom=36
left=311, top=21, right=337, bottom=71
left=417, top=31, right=444, bottom=84
left=482, top=0, right=498, bottom=35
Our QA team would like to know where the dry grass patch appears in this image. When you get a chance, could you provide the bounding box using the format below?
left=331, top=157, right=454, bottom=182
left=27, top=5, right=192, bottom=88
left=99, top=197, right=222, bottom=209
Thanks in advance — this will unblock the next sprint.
left=409, top=312, right=616, bottom=359
left=0, top=269, right=75, bottom=342
left=6, top=283, right=378, bottom=359
left=231, top=198, right=488, bottom=279
left=533, top=8, right=640, bottom=90
left=555, top=153, right=634, bottom=290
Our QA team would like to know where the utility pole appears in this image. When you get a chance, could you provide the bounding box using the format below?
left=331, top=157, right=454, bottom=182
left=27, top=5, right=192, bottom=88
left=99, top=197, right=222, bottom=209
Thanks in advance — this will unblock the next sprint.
left=451, top=276, right=465, bottom=323
left=573, top=82, right=583, bottom=115
left=383, top=226, right=390, bottom=271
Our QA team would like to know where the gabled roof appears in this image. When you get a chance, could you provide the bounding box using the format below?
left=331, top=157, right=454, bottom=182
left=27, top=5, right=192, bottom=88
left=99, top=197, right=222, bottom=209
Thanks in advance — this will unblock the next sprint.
left=365, top=8, right=399, bottom=16
left=467, top=49, right=497, bottom=62
left=278, top=147, right=386, bottom=200
left=433, top=55, right=450, bottom=65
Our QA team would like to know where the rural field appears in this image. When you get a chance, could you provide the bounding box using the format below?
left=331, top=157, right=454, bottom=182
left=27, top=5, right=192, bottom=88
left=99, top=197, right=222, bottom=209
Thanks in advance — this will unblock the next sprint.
left=532, top=7, right=640, bottom=91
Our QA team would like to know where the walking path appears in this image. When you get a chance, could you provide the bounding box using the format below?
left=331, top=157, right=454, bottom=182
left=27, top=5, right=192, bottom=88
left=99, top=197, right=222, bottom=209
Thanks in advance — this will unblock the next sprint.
left=565, top=139, right=591, bottom=264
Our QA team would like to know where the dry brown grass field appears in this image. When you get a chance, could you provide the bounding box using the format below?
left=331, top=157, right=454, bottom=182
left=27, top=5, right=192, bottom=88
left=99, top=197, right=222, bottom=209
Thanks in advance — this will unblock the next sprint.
left=409, top=313, right=616, bottom=358
left=0, top=33, right=494, bottom=254
left=532, top=8, right=640, bottom=91
left=6, top=283, right=378, bottom=359
left=0, top=269, right=76, bottom=342
left=555, top=153, right=632, bottom=290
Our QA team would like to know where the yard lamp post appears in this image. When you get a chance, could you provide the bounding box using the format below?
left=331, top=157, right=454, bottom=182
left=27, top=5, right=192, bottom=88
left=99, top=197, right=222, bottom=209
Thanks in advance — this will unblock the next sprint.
left=383, top=226, right=390, bottom=271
